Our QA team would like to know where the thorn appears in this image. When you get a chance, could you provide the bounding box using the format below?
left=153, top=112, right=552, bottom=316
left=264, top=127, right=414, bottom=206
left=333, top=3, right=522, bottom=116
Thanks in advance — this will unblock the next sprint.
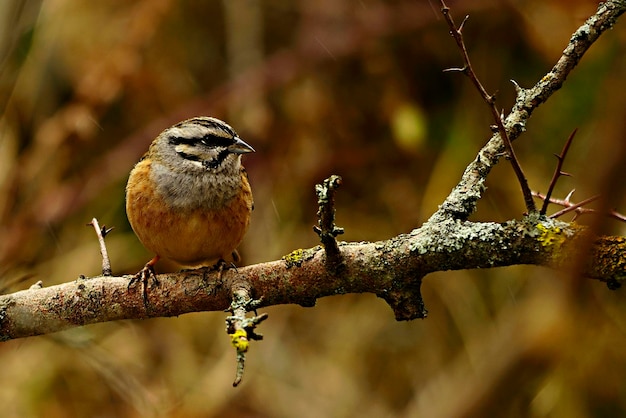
left=458, top=15, right=470, bottom=32
left=564, top=189, right=576, bottom=202
left=559, top=171, right=572, bottom=177
left=510, top=79, right=523, bottom=93
left=101, top=226, right=114, bottom=237
left=443, top=67, right=467, bottom=73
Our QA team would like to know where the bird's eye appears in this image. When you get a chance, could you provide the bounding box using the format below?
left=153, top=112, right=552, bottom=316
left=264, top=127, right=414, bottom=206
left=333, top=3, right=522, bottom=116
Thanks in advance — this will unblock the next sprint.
left=199, top=133, right=233, bottom=148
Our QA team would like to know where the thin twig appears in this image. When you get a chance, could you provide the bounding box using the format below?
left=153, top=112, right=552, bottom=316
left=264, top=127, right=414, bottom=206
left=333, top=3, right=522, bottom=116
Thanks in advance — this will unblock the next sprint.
left=88, top=218, right=113, bottom=276
left=226, top=288, right=266, bottom=387
left=608, top=211, right=626, bottom=222
left=549, top=195, right=602, bottom=219
left=533, top=191, right=626, bottom=222
left=540, top=129, right=577, bottom=215
left=313, top=175, right=345, bottom=268
left=439, top=0, right=536, bottom=213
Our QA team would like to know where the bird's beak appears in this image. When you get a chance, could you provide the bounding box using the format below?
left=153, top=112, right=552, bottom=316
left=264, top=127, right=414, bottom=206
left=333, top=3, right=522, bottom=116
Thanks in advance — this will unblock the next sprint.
left=228, top=137, right=255, bottom=154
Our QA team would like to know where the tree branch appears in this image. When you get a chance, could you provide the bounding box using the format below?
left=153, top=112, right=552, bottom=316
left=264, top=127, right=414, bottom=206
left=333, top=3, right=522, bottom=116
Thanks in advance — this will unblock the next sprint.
left=1, top=217, right=624, bottom=341
left=428, top=0, right=626, bottom=224
left=87, top=218, right=114, bottom=277
left=227, top=286, right=267, bottom=387
left=440, top=1, right=536, bottom=213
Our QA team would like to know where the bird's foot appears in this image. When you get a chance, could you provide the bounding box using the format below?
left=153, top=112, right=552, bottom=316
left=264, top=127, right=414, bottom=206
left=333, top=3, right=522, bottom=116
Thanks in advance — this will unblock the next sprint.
left=128, top=256, right=160, bottom=305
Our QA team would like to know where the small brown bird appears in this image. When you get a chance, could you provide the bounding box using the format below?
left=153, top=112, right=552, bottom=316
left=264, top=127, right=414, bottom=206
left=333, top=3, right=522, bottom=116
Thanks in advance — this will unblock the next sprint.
left=125, top=117, right=254, bottom=275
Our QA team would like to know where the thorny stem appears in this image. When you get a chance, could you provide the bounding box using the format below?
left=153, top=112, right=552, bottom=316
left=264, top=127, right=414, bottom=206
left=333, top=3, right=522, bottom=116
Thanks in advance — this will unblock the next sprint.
left=533, top=192, right=626, bottom=222
left=439, top=0, right=536, bottom=213
left=541, top=129, right=577, bottom=215
left=549, top=194, right=602, bottom=219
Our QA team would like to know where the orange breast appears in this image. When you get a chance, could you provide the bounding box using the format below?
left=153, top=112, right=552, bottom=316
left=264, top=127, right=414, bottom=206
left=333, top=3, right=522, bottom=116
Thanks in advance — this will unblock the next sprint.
left=126, top=159, right=252, bottom=267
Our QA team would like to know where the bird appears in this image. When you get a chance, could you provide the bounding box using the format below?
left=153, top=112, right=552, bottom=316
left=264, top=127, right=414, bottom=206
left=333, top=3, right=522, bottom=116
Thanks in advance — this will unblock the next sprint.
left=125, top=116, right=254, bottom=279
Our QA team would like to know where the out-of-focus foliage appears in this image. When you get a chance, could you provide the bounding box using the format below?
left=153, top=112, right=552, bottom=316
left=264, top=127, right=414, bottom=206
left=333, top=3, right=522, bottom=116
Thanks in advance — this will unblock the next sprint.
left=0, top=0, right=625, bottom=416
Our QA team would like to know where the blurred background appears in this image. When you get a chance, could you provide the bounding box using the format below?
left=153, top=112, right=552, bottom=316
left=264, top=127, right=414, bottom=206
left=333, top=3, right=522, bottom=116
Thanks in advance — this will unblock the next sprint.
left=1, top=0, right=625, bottom=416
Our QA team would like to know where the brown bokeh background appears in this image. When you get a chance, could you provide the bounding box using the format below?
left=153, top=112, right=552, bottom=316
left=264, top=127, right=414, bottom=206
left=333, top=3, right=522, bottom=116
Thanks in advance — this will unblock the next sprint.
left=1, top=0, right=626, bottom=416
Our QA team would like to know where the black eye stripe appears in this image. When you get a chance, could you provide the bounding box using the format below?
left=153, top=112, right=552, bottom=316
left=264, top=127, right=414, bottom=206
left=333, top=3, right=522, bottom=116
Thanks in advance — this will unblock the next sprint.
left=202, top=148, right=231, bottom=170
left=200, top=133, right=233, bottom=147
left=169, top=133, right=236, bottom=148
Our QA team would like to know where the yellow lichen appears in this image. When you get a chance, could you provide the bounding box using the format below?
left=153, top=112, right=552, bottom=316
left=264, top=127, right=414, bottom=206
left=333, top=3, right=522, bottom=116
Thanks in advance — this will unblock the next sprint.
left=230, top=329, right=249, bottom=353
left=536, top=223, right=569, bottom=262
left=537, top=223, right=567, bottom=247
left=283, top=248, right=305, bottom=268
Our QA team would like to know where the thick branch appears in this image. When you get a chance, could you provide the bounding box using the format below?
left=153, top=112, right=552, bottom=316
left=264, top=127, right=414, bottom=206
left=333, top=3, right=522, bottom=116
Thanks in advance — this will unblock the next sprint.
left=1, top=218, right=624, bottom=341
